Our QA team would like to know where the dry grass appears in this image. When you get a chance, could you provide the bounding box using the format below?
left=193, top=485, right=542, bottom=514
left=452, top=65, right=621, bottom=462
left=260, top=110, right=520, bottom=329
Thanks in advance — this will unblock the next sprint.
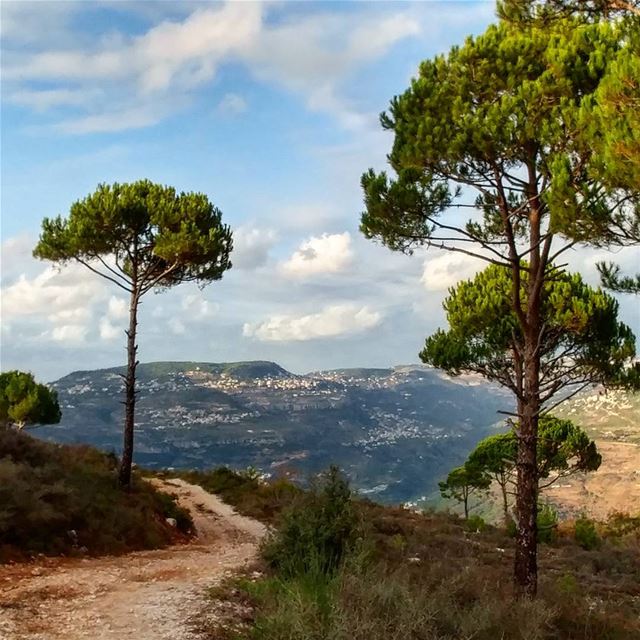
left=200, top=478, right=640, bottom=640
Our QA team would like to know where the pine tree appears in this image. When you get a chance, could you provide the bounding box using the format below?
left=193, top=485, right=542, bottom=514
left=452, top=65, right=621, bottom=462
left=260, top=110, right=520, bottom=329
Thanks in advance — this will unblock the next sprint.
left=360, top=15, right=638, bottom=596
left=34, top=180, right=233, bottom=487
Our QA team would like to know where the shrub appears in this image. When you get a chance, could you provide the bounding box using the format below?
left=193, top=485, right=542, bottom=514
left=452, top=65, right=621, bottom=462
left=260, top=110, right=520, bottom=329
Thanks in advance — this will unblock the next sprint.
left=574, top=517, right=600, bottom=550
left=207, top=477, right=640, bottom=640
left=467, top=514, right=486, bottom=533
left=537, top=503, right=558, bottom=544
left=605, top=512, right=640, bottom=538
left=0, top=429, right=191, bottom=560
left=262, top=466, right=359, bottom=577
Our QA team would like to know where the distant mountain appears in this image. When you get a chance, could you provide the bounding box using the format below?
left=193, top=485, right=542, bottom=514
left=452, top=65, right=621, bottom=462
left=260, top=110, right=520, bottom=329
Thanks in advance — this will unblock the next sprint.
left=37, top=361, right=512, bottom=503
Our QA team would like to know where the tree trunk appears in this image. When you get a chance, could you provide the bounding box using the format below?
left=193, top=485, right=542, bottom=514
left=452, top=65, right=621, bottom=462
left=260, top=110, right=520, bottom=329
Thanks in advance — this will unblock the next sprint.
left=499, top=475, right=509, bottom=523
left=511, top=158, right=546, bottom=598
left=118, top=286, right=139, bottom=488
left=514, top=330, right=541, bottom=598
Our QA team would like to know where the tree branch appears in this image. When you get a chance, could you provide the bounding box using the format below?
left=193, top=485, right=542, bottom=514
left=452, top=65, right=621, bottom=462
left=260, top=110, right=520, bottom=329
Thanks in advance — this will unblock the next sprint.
left=76, top=259, right=133, bottom=293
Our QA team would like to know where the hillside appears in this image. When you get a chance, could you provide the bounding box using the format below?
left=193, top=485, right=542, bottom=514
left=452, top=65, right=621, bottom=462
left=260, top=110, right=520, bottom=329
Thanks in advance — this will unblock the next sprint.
left=547, top=388, right=640, bottom=519
left=0, top=429, right=191, bottom=560
left=36, top=361, right=511, bottom=503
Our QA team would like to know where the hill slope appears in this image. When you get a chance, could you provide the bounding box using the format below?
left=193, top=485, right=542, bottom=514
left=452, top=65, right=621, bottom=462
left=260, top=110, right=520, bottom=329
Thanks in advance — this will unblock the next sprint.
left=0, top=429, right=191, bottom=560
left=547, top=388, right=640, bottom=518
left=37, top=361, right=511, bottom=503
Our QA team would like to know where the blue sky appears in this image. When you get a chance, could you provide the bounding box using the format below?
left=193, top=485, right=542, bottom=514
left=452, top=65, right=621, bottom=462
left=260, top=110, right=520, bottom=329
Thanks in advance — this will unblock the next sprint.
left=1, top=1, right=638, bottom=381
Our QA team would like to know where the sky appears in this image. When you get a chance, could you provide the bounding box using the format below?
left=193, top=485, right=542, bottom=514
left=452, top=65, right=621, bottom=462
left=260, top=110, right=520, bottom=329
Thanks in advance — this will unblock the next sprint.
left=1, top=0, right=638, bottom=382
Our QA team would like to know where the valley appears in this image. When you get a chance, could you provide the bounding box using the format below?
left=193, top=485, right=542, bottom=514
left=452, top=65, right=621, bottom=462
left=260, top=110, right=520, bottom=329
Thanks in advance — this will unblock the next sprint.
left=37, top=361, right=511, bottom=504
left=35, top=360, right=639, bottom=511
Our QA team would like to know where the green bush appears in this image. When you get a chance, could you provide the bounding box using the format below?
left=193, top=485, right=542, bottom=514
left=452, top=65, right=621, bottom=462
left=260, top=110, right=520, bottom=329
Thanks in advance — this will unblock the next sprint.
left=537, top=503, right=558, bottom=544
left=467, top=514, right=486, bottom=533
left=574, top=517, right=600, bottom=550
left=262, top=466, right=359, bottom=577
left=0, top=428, right=192, bottom=559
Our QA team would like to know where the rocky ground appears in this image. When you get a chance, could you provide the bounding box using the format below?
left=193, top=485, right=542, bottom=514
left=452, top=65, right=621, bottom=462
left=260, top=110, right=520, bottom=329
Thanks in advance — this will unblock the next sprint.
left=0, top=479, right=266, bottom=640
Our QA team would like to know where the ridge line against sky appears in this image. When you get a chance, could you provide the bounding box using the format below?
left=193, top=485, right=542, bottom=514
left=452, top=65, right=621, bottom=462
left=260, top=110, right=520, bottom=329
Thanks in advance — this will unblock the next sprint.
left=1, top=0, right=638, bottom=381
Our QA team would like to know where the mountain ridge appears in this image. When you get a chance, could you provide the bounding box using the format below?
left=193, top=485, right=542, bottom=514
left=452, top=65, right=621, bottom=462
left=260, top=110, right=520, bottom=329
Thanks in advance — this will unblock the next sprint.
left=38, top=360, right=511, bottom=503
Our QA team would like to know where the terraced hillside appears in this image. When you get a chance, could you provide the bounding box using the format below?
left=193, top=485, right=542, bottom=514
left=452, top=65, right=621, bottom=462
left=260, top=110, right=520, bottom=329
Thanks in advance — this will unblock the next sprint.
left=549, top=388, right=640, bottom=518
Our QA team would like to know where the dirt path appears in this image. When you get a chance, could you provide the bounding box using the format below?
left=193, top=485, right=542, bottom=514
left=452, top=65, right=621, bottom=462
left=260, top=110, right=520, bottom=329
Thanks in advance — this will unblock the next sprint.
left=0, top=479, right=267, bottom=640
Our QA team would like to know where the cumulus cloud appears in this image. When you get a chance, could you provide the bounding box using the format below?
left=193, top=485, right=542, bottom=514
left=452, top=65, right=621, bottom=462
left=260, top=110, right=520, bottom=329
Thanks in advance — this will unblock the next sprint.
left=97, top=296, right=128, bottom=341
left=243, top=303, right=381, bottom=342
left=99, top=317, right=121, bottom=341
left=232, top=226, right=277, bottom=270
left=2, top=263, right=104, bottom=320
left=1, top=235, right=40, bottom=283
left=107, top=296, right=128, bottom=320
left=421, top=252, right=483, bottom=292
left=0, top=256, right=133, bottom=347
left=181, top=293, right=218, bottom=320
left=282, top=232, right=353, bottom=278
left=51, top=323, right=89, bottom=344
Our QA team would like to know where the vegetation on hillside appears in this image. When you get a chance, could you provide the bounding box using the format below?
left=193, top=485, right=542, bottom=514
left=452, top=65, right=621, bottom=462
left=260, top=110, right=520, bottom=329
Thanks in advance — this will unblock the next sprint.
left=155, top=466, right=300, bottom=525
left=441, top=416, right=602, bottom=521
left=197, top=468, right=640, bottom=640
left=0, top=429, right=192, bottom=561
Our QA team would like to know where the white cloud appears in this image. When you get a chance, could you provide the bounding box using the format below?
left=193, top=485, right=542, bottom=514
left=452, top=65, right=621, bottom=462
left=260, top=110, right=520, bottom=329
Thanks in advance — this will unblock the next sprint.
left=8, top=88, right=101, bottom=112
left=99, top=317, right=121, bottom=341
left=168, top=318, right=186, bottom=335
left=421, top=252, right=482, bottom=292
left=241, top=10, right=420, bottom=129
left=243, top=303, right=381, bottom=342
left=282, top=232, right=353, bottom=278
left=181, top=294, right=218, bottom=319
left=2, top=264, right=104, bottom=320
left=232, top=226, right=277, bottom=270
left=53, top=103, right=172, bottom=135
left=4, top=2, right=421, bottom=133
left=107, top=296, right=129, bottom=320
left=217, top=92, right=247, bottom=115
left=1, top=235, right=37, bottom=283
left=99, top=296, right=128, bottom=340
left=48, top=306, right=92, bottom=324
left=51, top=324, right=88, bottom=344
left=6, top=4, right=263, bottom=87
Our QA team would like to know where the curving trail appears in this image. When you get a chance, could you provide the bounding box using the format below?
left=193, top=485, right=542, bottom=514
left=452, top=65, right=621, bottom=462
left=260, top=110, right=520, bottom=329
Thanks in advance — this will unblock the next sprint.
left=0, top=479, right=266, bottom=640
